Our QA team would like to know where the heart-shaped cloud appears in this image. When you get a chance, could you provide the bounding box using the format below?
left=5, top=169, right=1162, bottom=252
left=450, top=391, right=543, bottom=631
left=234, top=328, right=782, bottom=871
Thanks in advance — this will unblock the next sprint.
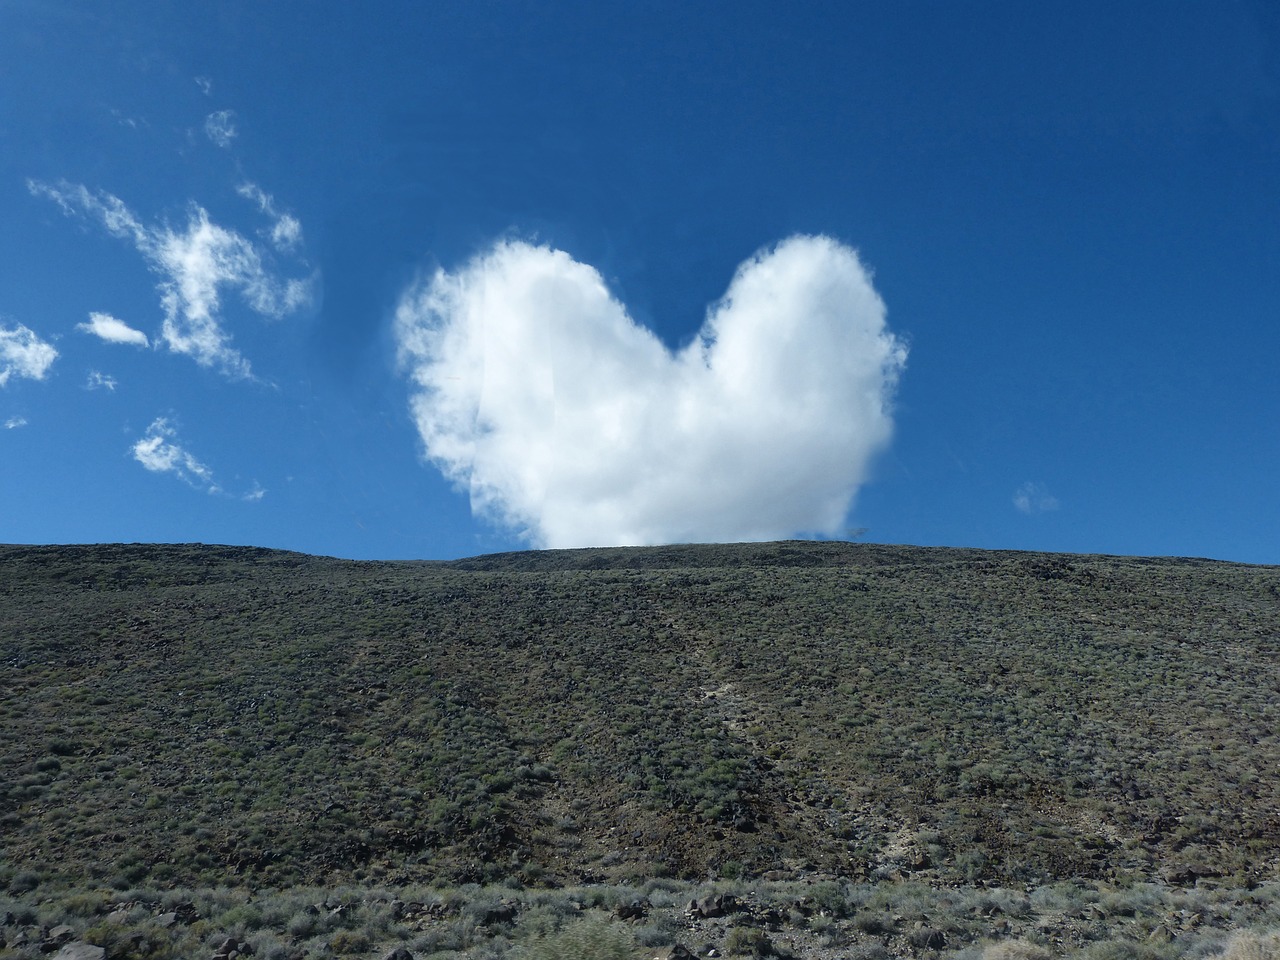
left=395, top=235, right=907, bottom=548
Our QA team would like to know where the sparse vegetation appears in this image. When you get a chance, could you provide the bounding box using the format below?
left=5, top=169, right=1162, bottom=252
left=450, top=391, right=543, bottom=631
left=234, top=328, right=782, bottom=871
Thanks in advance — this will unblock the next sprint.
left=2, top=540, right=1279, bottom=957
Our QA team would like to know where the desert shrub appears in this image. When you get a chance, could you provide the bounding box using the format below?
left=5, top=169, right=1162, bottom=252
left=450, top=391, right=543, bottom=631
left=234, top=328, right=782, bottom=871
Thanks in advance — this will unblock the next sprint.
left=983, top=940, right=1051, bottom=960
left=724, top=926, right=774, bottom=957
left=329, top=928, right=370, bottom=954
left=809, top=879, right=852, bottom=918
left=1074, top=940, right=1170, bottom=960
left=9, top=869, right=41, bottom=893
left=634, top=913, right=680, bottom=947
left=513, top=917, right=641, bottom=960
left=1210, top=931, right=1280, bottom=960
left=286, top=908, right=320, bottom=938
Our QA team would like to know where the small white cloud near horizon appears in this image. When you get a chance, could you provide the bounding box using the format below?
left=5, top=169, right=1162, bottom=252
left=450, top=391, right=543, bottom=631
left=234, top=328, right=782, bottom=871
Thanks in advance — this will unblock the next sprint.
left=5, top=416, right=28, bottom=429
left=396, top=235, right=907, bottom=548
left=131, top=418, right=220, bottom=493
left=30, top=179, right=311, bottom=377
left=78, top=311, right=150, bottom=347
left=0, top=323, right=58, bottom=386
left=1014, top=481, right=1060, bottom=515
left=204, top=109, right=237, bottom=148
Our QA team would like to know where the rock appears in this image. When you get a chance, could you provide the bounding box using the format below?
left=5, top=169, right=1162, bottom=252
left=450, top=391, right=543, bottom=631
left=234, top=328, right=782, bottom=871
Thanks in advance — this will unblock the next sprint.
left=688, top=894, right=740, bottom=919
left=52, top=945, right=106, bottom=960
left=652, top=946, right=698, bottom=960
left=616, top=899, right=649, bottom=921
left=1160, top=863, right=1223, bottom=885
left=478, top=900, right=518, bottom=924
left=47, top=924, right=75, bottom=943
left=213, top=935, right=255, bottom=959
left=909, top=925, right=947, bottom=949
left=155, top=912, right=178, bottom=928
left=384, top=949, right=415, bottom=960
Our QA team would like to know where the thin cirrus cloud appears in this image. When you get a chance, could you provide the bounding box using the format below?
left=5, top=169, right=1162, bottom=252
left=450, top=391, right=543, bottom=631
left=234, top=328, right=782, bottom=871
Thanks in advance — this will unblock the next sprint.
left=86, top=371, right=118, bottom=391
left=236, top=182, right=303, bottom=252
left=0, top=323, right=58, bottom=386
left=204, top=109, right=237, bottom=148
left=396, top=235, right=908, bottom=548
left=78, top=311, right=149, bottom=347
left=28, top=179, right=311, bottom=378
left=131, top=417, right=220, bottom=493
left=1014, top=481, right=1060, bottom=515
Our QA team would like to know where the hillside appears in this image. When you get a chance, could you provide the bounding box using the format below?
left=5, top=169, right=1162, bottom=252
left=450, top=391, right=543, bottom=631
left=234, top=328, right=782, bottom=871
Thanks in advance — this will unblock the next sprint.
left=4, top=539, right=1280, bottom=903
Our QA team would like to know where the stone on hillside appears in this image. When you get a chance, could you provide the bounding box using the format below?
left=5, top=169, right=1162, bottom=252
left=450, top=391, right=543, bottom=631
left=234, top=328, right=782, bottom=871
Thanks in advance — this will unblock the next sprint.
left=909, top=925, right=947, bottom=949
left=688, top=894, right=740, bottom=919
left=384, top=949, right=415, bottom=960
left=478, top=900, right=518, bottom=924
left=52, top=944, right=106, bottom=960
left=652, top=946, right=698, bottom=960
left=213, top=935, right=255, bottom=959
left=616, top=898, right=649, bottom=920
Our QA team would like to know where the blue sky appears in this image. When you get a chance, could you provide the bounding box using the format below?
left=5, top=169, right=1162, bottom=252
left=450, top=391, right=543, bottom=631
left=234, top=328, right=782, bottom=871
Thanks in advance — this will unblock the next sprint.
left=2, top=1, right=1278, bottom=563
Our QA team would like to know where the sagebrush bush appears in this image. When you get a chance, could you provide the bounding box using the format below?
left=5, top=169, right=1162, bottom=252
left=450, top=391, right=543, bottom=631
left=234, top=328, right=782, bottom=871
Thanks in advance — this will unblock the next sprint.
left=1212, top=931, right=1280, bottom=960
left=983, top=940, right=1051, bottom=960
left=513, top=917, right=641, bottom=960
left=724, top=926, right=773, bottom=957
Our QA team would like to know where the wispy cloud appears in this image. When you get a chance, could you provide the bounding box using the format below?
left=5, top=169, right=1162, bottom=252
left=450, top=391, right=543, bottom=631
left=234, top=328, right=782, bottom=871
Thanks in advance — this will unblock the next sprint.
left=1014, top=481, right=1060, bottom=515
left=396, top=235, right=907, bottom=548
left=0, top=323, right=58, bottom=386
left=204, top=109, right=237, bottom=148
left=4, top=416, right=28, bottom=429
left=86, top=371, right=118, bottom=391
left=78, top=311, right=149, bottom=347
left=237, top=182, right=303, bottom=252
left=30, top=180, right=311, bottom=377
left=195, top=76, right=213, bottom=97
left=131, top=418, right=220, bottom=493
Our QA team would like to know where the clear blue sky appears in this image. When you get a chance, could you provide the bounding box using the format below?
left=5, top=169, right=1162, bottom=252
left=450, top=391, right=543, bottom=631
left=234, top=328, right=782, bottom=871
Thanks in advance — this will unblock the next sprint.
left=3, top=1, right=1278, bottom=563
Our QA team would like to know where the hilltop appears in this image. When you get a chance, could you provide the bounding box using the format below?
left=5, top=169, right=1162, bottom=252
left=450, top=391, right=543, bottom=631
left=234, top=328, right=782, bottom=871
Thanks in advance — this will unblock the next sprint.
left=3, top=540, right=1280, bottom=959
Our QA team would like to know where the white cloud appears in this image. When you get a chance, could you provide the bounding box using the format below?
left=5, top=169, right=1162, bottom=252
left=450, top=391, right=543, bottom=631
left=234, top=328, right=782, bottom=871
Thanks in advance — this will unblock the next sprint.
left=195, top=76, right=212, bottom=96
left=131, top=418, right=220, bottom=493
left=0, top=324, right=58, bottom=386
left=86, top=371, right=118, bottom=391
left=78, top=311, right=150, bottom=347
left=396, top=235, right=907, bottom=548
left=30, top=180, right=311, bottom=377
left=204, top=109, right=237, bottom=148
left=237, top=182, right=303, bottom=251
left=1014, top=481, right=1060, bottom=515
left=4, top=416, right=28, bottom=429
left=243, top=482, right=267, bottom=502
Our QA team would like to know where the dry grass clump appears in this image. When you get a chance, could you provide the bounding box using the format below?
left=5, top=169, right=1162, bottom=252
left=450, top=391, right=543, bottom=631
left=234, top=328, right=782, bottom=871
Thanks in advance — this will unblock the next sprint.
left=983, top=940, right=1052, bottom=960
left=1210, top=931, right=1280, bottom=960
